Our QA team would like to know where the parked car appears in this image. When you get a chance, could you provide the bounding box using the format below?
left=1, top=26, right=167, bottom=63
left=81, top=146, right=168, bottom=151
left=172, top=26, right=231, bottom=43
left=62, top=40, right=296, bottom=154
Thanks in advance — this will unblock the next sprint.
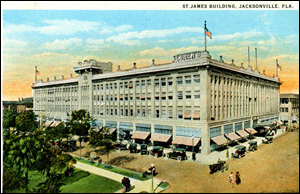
left=140, top=144, right=148, bottom=155
left=167, top=148, right=188, bottom=161
left=114, top=142, right=127, bottom=150
left=149, top=146, right=165, bottom=157
left=247, top=141, right=258, bottom=151
left=209, top=159, right=228, bottom=174
left=231, top=145, right=247, bottom=159
left=129, top=143, right=138, bottom=153
left=262, top=136, right=273, bottom=144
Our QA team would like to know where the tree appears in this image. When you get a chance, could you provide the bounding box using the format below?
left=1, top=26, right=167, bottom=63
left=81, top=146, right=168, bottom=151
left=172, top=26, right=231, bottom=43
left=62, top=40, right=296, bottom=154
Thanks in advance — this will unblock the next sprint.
left=15, top=111, right=38, bottom=135
left=3, top=109, right=17, bottom=130
left=89, top=127, right=116, bottom=164
left=6, top=135, right=44, bottom=193
left=68, top=109, right=94, bottom=159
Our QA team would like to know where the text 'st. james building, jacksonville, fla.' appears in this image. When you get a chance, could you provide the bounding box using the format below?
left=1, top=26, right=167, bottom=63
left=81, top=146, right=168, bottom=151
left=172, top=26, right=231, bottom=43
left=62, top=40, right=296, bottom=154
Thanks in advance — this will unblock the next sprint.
left=31, top=50, right=281, bottom=155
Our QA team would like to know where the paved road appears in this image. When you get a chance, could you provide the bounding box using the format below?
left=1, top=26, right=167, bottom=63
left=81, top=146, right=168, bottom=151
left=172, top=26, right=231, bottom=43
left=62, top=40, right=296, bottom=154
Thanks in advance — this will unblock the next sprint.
left=70, top=154, right=166, bottom=193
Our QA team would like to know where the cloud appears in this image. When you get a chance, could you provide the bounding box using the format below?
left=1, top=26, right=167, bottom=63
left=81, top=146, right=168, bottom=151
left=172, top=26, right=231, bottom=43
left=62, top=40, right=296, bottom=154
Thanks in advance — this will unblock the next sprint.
left=42, top=38, right=83, bottom=50
left=86, top=38, right=104, bottom=45
left=3, top=39, right=29, bottom=53
left=4, top=20, right=100, bottom=36
left=105, top=26, right=203, bottom=43
left=40, top=19, right=99, bottom=35
left=99, top=24, right=133, bottom=34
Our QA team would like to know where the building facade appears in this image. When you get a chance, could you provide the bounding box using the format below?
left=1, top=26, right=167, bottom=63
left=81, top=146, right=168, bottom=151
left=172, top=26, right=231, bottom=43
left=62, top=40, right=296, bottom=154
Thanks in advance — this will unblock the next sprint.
left=32, top=51, right=281, bottom=155
left=279, top=93, right=299, bottom=125
left=3, top=97, right=33, bottom=112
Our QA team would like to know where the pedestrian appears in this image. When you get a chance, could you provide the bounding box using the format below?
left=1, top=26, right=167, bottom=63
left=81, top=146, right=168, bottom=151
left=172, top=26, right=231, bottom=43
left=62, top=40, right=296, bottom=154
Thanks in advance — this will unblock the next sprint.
left=235, top=171, right=241, bottom=185
left=121, top=177, right=127, bottom=193
left=228, top=172, right=234, bottom=185
left=192, top=152, right=196, bottom=161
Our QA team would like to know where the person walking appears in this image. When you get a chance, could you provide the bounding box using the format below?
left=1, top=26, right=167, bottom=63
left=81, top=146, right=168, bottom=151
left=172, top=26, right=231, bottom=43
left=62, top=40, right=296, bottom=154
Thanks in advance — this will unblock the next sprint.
left=228, top=172, right=234, bottom=185
left=192, top=152, right=196, bottom=161
left=235, top=171, right=241, bottom=185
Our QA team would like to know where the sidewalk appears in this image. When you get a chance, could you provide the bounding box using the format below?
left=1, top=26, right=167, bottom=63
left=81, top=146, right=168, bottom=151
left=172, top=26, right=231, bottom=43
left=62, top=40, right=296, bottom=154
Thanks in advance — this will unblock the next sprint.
left=70, top=154, right=167, bottom=193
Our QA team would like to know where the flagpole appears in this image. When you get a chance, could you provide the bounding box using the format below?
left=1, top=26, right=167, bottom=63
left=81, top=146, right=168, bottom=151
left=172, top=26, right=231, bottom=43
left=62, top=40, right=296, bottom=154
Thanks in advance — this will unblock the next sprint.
left=35, top=66, right=37, bottom=83
left=204, top=20, right=207, bottom=51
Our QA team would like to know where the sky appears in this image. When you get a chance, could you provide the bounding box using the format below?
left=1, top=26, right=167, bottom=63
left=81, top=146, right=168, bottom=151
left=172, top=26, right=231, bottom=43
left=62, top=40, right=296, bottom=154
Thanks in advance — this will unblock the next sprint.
left=2, top=2, right=299, bottom=101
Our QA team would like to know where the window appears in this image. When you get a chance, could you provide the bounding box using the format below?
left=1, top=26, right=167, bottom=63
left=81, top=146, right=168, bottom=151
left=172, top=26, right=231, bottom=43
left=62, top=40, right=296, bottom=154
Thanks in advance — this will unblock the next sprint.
left=147, top=79, right=151, bottom=87
left=147, top=110, right=151, bottom=118
left=130, top=109, right=133, bottom=116
left=128, top=81, right=133, bottom=88
left=155, top=107, right=160, bottom=118
left=185, top=76, right=191, bottom=84
left=168, top=77, right=173, bottom=86
left=168, top=92, right=173, bottom=100
left=285, top=108, right=288, bottom=112
left=147, top=93, right=151, bottom=100
left=155, top=92, right=160, bottom=100
left=161, top=92, right=166, bottom=100
left=124, top=82, right=128, bottom=88
left=114, top=83, right=117, bottom=89
left=177, top=76, right=183, bottom=85
left=124, top=94, right=128, bottom=101
left=154, top=79, right=159, bottom=87
left=141, top=80, right=145, bottom=88
left=161, top=110, right=166, bottom=119
left=136, top=81, right=140, bottom=89
left=177, top=91, right=183, bottom=100
left=193, top=75, right=200, bottom=84
left=168, top=109, right=173, bottom=119
left=177, top=110, right=183, bottom=119
left=194, top=91, right=200, bottom=99
left=161, top=78, right=166, bottom=86
left=120, top=83, right=123, bottom=89
left=185, top=91, right=191, bottom=100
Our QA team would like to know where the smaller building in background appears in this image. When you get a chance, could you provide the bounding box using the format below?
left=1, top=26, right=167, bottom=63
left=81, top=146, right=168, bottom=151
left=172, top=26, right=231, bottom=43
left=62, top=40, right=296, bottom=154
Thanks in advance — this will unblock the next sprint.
left=279, top=93, right=299, bottom=125
left=2, top=97, right=33, bottom=112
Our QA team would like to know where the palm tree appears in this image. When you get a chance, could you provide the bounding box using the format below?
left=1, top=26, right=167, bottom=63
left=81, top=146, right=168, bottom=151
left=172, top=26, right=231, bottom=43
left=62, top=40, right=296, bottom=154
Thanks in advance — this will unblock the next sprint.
left=6, top=135, right=44, bottom=193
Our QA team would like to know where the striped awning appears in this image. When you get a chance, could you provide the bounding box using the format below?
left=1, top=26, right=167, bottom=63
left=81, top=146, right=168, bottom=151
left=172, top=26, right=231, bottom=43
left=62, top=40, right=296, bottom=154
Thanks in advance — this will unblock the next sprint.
left=150, top=133, right=171, bottom=143
left=172, top=136, right=200, bottom=146
left=245, top=128, right=257, bottom=135
left=211, top=135, right=227, bottom=146
left=131, top=132, right=150, bottom=140
left=236, top=130, right=249, bottom=138
left=225, top=132, right=240, bottom=141
left=50, top=121, right=61, bottom=127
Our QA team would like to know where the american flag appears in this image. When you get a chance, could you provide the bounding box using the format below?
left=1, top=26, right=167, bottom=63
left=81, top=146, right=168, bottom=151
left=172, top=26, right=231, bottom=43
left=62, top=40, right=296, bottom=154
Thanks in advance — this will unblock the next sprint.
left=205, top=27, right=212, bottom=39
left=277, top=62, right=281, bottom=71
left=36, top=70, right=40, bottom=75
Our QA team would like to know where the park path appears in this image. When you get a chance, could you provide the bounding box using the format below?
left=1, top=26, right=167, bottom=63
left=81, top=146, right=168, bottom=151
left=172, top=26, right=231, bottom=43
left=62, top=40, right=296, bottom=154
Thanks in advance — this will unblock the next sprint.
left=71, top=156, right=166, bottom=193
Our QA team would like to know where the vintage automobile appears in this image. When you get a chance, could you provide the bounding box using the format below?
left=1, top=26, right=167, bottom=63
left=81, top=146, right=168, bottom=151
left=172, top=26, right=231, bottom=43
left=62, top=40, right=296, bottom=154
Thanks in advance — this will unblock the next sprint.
left=167, top=148, right=188, bottom=161
left=262, top=136, right=273, bottom=144
left=114, top=142, right=127, bottom=150
left=140, top=143, right=148, bottom=155
left=209, top=159, right=228, bottom=174
left=129, top=143, right=138, bottom=153
left=247, top=141, right=258, bottom=152
left=149, top=146, right=165, bottom=157
left=231, top=145, right=247, bottom=159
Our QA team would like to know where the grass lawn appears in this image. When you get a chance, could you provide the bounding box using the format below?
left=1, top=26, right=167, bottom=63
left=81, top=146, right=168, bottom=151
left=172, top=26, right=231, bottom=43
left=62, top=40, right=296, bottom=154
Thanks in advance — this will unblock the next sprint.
left=61, top=169, right=123, bottom=193
left=74, top=157, right=151, bottom=181
left=7, top=169, right=123, bottom=193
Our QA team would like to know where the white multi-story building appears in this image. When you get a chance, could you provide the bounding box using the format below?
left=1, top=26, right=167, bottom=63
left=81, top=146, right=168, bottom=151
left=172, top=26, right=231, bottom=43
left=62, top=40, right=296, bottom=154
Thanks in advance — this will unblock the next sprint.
left=32, top=51, right=281, bottom=155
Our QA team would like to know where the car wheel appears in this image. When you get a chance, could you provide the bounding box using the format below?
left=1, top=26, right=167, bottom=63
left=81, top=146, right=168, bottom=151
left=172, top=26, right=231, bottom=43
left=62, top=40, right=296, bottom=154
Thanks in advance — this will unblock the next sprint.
left=177, top=156, right=182, bottom=161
